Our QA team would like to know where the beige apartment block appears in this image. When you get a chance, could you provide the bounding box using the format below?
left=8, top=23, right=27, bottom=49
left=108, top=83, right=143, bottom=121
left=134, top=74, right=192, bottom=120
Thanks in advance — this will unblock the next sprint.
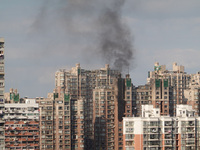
left=148, top=62, right=191, bottom=116
left=135, top=62, right=194, bottom=117
left=93, top=85, right=118, bottom=150
left=53, top=64, right=133, bottom=150
left=36, top=97, right=54, bottom=150
left=36, top=93, right=85, bottom=150
left=184, top=86, right=200, bottom=116
left=92, top=73, right=132, bottom=150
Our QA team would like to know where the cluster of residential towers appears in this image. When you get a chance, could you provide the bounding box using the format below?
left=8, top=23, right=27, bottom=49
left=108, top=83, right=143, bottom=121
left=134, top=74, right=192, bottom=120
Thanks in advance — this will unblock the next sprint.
left=1, top=38, right=200, bottom=150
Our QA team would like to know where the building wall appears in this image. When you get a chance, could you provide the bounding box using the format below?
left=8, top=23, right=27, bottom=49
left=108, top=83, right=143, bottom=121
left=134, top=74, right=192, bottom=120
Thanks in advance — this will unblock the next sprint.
left=0, top=37, right=5, bottom=150
left=185, top=86, right=200, bottom=116
left=93, top=86, right=118, bottom=150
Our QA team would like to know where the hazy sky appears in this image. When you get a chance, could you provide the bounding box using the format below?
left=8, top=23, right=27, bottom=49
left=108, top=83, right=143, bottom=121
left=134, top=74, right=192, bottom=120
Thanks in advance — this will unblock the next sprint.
left=1, top=0, right=200, bottom=98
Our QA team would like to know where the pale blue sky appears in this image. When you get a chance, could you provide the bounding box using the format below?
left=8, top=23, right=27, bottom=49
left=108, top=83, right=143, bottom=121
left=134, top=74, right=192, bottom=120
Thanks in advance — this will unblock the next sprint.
left=1, top=0, right=200, bottom=97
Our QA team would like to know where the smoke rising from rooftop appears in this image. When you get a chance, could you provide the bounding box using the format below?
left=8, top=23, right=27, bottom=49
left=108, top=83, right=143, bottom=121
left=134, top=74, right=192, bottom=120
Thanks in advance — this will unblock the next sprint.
left=31, top=0, right=134, bottom=73
left=99, top=0, right=133, bottom=72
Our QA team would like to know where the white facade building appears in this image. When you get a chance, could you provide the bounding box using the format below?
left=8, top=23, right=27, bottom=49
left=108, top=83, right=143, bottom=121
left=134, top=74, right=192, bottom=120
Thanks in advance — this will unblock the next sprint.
left=4, top=99, right=39, bottom=120
left=123, top=105, right=200, bottom=150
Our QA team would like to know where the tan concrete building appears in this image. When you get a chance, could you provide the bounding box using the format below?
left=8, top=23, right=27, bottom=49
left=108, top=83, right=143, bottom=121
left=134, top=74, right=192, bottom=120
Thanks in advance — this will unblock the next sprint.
left=148, top=62, right=191, bottom=116
left=93, top=85, right=119, bottom=150
left=184, top=86, right=200, bottom=116
left=54, top=64, right=114, bottom=149
left=53, top=64, right=133, bottom=150
left=36, top=97, right=54, bottom=150
left=92, top=74, right=132, bottom=150
left=135, top=62, right=192, bottom=117
left=37, top=94, right=85, bottom=150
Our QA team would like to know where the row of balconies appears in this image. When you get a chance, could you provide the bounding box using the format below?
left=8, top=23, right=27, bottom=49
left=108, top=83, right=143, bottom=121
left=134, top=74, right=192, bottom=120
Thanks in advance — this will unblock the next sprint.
left=5, top=126, right=39, bottom=131
left=181, top=140, right=195, bottom=145
left=5, top=138, right=39, bottom=142
left=5, top=121, right=39, bottom=125
left=6, top=143, right=39, bottom=148
left=5, top=131, right=39, bottom=136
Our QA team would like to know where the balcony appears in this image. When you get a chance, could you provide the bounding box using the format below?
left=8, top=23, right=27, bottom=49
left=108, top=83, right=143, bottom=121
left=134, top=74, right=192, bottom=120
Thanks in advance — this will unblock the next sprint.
left=186, top=127, right=195, bottom=133
left=165, top=140, right=173, bottom=145
left=164, top=122, right=172, bottom=126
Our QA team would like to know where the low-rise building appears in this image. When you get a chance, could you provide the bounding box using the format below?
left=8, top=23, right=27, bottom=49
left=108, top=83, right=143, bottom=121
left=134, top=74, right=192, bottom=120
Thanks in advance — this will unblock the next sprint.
left=4, top=99, right=39, bottom=150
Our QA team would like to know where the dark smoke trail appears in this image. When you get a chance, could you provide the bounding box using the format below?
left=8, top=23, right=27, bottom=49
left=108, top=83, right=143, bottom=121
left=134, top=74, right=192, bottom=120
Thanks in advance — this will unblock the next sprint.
left=31, top=0, right=134, bottom=73
left=99, top=0, right=133, bottom=73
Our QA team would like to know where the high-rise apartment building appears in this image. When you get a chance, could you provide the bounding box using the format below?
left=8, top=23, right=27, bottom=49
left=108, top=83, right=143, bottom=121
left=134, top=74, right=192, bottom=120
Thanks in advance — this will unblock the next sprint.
left=36, top=97, right=54, bottom=150
left=53, top=64, right=132, bottom=150
left=135, top=62, right=192, bottom=117
left=92, top=75, right=132, bottom=150
left=37, top=94, right=85, bottom=150
left=0, top=37, right=5, bottom=150
left=148, top=62, right=191, bottom=116
left=123, top=104, right=200, bottom=150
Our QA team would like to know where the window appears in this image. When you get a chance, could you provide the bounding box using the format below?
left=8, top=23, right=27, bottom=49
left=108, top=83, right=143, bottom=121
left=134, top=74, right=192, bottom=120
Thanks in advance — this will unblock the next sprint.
left=125, top=121, right=134, bottom=127
left=0, top=82, right=4, bottom=87
left=0, top=66, right=4, bottom=71
left=125, top=134, right=134, bottom=139
left=126, top=141, right=134, bottom=146
left=125, top=128, right=134, bottom=133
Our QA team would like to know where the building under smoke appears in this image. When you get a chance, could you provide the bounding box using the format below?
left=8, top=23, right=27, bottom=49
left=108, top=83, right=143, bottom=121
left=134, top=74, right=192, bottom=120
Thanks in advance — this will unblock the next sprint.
left=51, top=64, right=133, bottom=150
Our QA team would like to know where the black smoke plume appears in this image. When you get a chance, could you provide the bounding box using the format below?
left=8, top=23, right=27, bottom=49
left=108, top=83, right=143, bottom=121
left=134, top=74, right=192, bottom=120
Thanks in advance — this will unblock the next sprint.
left=31, top=0, right=134, bottom=73
left=99, top=0, right=133, bottom=72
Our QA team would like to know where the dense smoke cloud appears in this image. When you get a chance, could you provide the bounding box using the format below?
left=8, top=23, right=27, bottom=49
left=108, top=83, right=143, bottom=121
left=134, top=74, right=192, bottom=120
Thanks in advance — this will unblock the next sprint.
left=99, top=0, right=133, bottom=72
left=32, top=0, right=134, bottom=73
